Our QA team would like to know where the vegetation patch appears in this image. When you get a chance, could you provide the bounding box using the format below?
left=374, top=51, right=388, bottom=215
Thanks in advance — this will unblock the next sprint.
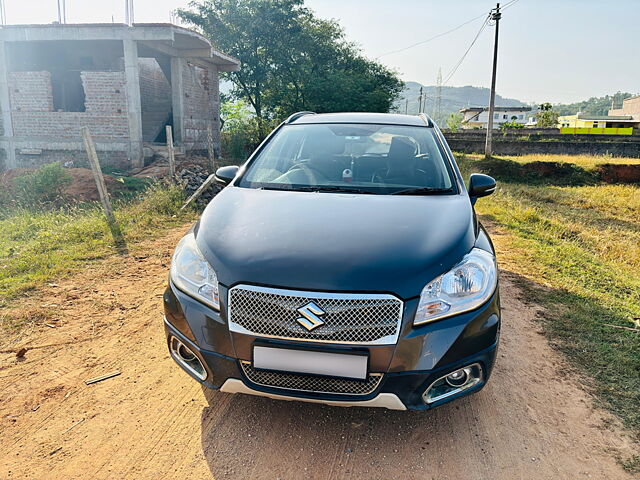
left=0, top=163, right=151, bottom=209
left=0, top=185, right=195, bottom=312
left=458, top=153, right=640, bottom=186
left=458, top=153, right=640, bottom=436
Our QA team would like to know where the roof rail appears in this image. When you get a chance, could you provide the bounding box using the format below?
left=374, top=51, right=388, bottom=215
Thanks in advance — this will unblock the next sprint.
left=285, top=111, right=316, bottom=124
left=418, top=113, right=434, bottom=127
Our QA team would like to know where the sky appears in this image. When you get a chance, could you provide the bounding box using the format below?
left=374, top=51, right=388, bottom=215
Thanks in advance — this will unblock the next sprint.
left=4, top=0, right=639, bottom=104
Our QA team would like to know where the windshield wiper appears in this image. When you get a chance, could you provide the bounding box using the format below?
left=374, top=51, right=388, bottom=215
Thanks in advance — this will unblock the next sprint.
left=258, top=185, right=295, bottom=191
left=390, top=187, right=454, bottom=195
left=294, top=185, right=377, bottom=194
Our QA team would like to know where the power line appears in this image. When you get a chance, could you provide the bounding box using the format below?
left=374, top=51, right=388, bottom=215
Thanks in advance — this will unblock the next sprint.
left=443, top=14, right=491, bottom=86
left=443, top=0, right=521, bottom=86
left=501, top=0, right=521, bottom=11
left=376, top=11, right=490, bottom=59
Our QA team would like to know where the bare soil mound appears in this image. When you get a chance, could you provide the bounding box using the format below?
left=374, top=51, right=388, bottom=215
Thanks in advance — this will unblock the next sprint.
left=0, top=167, right=128, bottom=202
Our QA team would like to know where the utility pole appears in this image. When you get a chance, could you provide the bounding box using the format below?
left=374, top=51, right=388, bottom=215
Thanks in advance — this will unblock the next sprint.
left=435, top=68, right=443, bottom=124
left=125, top=0, right=134, bottom=25
left=418, top=86, right=423, bottom=113
left=484, top=3, right=501, bottom=158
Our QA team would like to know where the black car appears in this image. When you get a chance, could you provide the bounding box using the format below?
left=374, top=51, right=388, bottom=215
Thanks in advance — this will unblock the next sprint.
left=164, top=112, right=500, bottom=410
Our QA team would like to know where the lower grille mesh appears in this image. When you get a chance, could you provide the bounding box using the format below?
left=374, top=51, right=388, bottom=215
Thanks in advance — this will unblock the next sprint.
left=240, top=362, right=382, bottom=396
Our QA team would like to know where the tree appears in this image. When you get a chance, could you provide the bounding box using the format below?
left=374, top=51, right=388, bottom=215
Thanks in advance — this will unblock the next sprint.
left=536, top=102, right=559, bottom=128
left=446, top=112, right=463, bottom=132
left=179, top=0, right=403, bottom=123
left=554, top=92, right=634, bottom=116
left=220, top=100, right=269, bottom=159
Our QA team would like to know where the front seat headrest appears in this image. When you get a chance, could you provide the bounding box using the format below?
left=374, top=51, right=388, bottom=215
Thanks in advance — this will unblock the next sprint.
left=387, top=136, right=416, bottom=161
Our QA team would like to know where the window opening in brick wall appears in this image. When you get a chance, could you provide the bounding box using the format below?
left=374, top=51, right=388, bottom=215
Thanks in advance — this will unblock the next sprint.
left=51, top=70, right=86, bottom=112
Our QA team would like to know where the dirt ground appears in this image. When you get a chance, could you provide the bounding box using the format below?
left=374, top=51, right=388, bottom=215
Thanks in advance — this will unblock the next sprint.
left=0, top=225, right=638, bottom=480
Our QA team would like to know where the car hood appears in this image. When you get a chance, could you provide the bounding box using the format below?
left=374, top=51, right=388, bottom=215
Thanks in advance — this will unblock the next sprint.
left=196, top=186, right=476, bottom=299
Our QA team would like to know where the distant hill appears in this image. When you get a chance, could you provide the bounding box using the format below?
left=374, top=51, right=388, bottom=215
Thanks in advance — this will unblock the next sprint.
left=394, top=81, right=528, bottom=123
left=553, top=92, right=636, bottom=116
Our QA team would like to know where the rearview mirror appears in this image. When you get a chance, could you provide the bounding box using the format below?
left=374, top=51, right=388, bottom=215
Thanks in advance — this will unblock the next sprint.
left=468, top=174, right=496, bottom=202
left=215, top=165, right=240, bottom=186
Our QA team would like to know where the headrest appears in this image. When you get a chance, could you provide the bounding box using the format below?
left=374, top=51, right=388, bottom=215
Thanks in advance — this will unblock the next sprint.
left=324, top=135, right=345, bottom=156
left=302, top=130, right=345, bottom=158
left=388, top=136, right=415, bottom=160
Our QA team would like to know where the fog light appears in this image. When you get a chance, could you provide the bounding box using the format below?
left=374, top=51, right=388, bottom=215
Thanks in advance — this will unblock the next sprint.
left=422, top=363, right=483, bottom=404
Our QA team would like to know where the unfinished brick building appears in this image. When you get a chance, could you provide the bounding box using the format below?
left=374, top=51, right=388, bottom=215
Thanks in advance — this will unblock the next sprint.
left=0, top=23, right=240, bottom=171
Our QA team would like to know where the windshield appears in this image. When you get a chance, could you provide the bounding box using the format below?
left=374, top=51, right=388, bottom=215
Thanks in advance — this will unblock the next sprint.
left=238, top=123, right=455, bottom=195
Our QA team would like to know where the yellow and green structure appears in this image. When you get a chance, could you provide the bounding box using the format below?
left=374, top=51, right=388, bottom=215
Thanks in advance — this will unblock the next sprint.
left=558, top=113, right=636, bottom=135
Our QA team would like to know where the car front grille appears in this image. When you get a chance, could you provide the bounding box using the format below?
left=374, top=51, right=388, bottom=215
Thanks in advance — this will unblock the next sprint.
left=228, top=285, right=403, bottom=345
left=240, top=362, right=383, bottom=396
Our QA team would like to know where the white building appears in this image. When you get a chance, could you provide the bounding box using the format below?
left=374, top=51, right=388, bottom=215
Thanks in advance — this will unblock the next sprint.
left=459, top=106, right=532, bottom=129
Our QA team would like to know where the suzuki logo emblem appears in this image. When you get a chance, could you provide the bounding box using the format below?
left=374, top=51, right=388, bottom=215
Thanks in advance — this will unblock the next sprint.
left=296, top=302, right=326, bottom=331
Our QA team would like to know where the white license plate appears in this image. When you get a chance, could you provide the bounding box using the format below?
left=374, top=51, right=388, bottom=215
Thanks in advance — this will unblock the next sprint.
left=253, top=346, right=368, bottom=380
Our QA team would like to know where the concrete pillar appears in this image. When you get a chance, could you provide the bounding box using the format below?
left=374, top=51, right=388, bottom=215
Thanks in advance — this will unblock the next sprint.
left=123, top=39, right=144, bottom=168
left=170, top=57, right=185, bottom=147
left=208, top=65, right=221, bottom=157
left=0, top=41, right=16, bottom=170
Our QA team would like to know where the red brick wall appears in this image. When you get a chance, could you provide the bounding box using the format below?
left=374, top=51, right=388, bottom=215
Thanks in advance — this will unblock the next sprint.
left=182, top=63, right=220, bottom=152
left=82, top=71, right=128, bottom=115
left=8, top=71, right=53, bottom=112
left=8, top=71, right=130, bottom=139
left=139, top=58, right=171, bottom=141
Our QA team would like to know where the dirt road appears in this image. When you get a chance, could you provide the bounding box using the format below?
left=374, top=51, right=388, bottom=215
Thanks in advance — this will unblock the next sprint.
left=1, top=225, right=637, bottom=479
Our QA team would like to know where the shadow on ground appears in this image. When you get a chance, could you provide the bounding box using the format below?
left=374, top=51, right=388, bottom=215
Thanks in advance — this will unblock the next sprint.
left=199, top=385, right=477, bottom=479
left=194, top=270, right=639, bottom=479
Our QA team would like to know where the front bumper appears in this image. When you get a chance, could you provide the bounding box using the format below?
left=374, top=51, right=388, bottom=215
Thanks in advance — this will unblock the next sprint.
left=163, top=282, right=500, bottom=411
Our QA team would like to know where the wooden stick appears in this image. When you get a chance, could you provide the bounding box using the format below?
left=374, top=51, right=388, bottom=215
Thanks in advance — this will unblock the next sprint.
left=84, top=370, right=121, bottom=385
left=81, top=127, right=115, bottom=223
left=62, top=418, right=85, bottom=434
left=207, top=124, right=216, bottom=173
left=181, top=173, right=216, bottom=210
left=166, top=125, right=176, bottom=183
left=603, top=324, right=640, bottom=333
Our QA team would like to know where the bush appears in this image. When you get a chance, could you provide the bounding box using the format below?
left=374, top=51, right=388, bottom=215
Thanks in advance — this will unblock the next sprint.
left=500, top=121, right=525, bottom=132
left=220, top=100, right=274, bottom=162
left=446, top=113, right=463, bottom=132
left=13, top=163, right=72, bottom=208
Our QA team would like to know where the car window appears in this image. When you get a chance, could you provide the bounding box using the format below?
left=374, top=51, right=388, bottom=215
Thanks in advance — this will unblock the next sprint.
left=239, top=123, right=454, bottom=194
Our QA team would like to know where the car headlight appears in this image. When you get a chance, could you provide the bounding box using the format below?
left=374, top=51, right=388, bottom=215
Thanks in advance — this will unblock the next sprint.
left=414, top=248, right=497, bottom=326
left=170, top=233, right=220, bottom=310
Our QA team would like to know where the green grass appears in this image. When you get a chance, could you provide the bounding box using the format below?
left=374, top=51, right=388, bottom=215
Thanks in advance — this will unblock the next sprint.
left=458, top=154, right=640, bottom=438
left=0, top=184, right=195, bottom=307
left=464, top=152, right=640, bottom=168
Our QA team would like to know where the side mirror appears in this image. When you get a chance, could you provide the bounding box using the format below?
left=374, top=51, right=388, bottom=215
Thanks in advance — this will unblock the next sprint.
left=214, top=165, right=240, bottom=186
left=468, top=174, right=496, bottom=202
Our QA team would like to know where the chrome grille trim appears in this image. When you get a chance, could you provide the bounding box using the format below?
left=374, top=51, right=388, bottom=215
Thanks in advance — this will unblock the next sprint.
left=240, top=361, right=383, bottom=396
left=227, top=285, right=404, bottom=345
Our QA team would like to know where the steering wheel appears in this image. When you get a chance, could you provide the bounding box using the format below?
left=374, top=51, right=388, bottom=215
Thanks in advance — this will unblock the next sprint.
left=283, top=160, right=330, bottom=184
left=371, top=170, right=386, bottom=184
